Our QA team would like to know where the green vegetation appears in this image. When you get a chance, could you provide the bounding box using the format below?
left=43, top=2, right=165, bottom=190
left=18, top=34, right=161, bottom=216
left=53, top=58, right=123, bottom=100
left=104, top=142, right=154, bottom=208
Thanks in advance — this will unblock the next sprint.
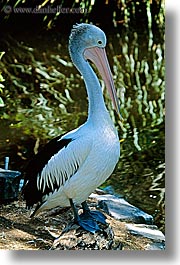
left=1, top=0, right=165, bottom=31
left=0, top=52, right=5, bottom=108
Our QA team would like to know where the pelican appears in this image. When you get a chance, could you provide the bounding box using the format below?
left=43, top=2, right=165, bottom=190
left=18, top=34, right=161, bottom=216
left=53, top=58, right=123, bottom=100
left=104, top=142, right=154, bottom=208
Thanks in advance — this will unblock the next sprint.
left=22, top=23, right=121, bottom=233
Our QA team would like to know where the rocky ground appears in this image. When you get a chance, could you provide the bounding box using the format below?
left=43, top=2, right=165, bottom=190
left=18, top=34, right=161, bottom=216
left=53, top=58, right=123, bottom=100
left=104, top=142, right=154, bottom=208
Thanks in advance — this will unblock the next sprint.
left=0, top=191, right=165, bottom=251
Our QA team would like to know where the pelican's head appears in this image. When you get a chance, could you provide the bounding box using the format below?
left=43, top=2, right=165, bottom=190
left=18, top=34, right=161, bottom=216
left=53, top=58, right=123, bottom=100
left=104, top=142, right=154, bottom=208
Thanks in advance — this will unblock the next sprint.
left=69, top=23, right=106, bottom=53
left=69, top=23, right=121, bottom=118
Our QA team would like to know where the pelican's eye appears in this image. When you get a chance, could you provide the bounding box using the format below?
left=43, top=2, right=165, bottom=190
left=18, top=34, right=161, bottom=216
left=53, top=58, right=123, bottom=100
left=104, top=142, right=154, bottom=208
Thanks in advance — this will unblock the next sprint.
left=97, top=40, right=102, bottom=45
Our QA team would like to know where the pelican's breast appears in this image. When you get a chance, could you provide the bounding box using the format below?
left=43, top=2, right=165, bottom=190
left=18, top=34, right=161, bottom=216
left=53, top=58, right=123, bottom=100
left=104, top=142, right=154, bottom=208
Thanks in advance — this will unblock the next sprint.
left=91, top=123, right=120, bottom=177
left=63, top=122, right=120, bottom=204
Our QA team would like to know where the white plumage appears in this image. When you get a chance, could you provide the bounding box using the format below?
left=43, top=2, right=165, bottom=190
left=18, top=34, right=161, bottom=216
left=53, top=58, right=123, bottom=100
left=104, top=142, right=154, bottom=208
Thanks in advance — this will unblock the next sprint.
left=23, top=23, right=121, bottom=233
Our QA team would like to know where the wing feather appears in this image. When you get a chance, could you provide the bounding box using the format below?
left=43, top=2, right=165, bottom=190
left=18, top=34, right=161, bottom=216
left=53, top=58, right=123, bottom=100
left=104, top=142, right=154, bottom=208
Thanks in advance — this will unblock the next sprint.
left=23, top=132, right=92, bottom=208
left=38, top=137, right=91, bottom=193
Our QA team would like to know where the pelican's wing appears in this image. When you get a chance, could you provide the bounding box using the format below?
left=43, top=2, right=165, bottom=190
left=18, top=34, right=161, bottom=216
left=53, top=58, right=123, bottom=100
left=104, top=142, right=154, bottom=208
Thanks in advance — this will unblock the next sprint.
left=23, top=133, right=92, bottom=208
left=37, top=136, right=91, bottom=192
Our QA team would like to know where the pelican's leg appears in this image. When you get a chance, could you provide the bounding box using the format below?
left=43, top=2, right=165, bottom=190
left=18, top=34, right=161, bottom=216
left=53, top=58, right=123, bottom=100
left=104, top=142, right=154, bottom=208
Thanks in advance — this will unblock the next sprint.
left=81, top=201, right=107, bottom=225
left=69, top=199, right=100, bottom=233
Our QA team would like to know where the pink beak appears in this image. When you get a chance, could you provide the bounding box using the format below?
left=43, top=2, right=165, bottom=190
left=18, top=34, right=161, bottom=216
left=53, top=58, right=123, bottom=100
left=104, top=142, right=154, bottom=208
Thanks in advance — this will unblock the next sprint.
left=84, top=46, right=121, bottom=118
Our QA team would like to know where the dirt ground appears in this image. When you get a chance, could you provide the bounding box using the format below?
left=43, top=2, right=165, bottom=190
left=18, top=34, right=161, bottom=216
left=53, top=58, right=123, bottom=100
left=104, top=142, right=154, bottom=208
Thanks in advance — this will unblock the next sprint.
left=0, top=198, right=153, bottom=250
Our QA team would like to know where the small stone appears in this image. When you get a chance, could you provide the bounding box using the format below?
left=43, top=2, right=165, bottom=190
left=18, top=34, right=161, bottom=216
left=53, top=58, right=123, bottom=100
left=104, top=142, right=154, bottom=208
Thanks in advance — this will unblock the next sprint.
left=145, top=242, right=165, bottom=250
left=126, top=223, right=165, bottom=241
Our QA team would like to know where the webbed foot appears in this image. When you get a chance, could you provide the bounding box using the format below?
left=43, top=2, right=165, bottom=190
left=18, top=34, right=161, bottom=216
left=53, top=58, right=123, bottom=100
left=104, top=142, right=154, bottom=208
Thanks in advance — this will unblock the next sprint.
left=87, top=210, right=107, bottom=224
left=82, top=201, right=107, bottom=224
left=77, top=212, right=100, bottom=233
left=69, top=198, right=101, bottom=233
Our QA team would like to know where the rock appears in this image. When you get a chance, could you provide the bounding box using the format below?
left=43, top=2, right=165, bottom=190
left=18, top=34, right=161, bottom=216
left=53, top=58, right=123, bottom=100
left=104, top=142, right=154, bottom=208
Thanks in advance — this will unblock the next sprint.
left=50, top=221, right=122, bottom=250
left=90, top=193, right=153, bottom=224
left=125, top=223, right=165, bottom=250
left=145, top=242, right=165, bottom=250
left=125, top=223, right=165, bottom=241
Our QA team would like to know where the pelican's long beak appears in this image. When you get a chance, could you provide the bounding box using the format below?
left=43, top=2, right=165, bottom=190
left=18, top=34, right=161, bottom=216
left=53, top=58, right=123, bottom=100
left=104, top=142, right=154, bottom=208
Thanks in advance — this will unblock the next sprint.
left=84, top=46, right=121, bottom=119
